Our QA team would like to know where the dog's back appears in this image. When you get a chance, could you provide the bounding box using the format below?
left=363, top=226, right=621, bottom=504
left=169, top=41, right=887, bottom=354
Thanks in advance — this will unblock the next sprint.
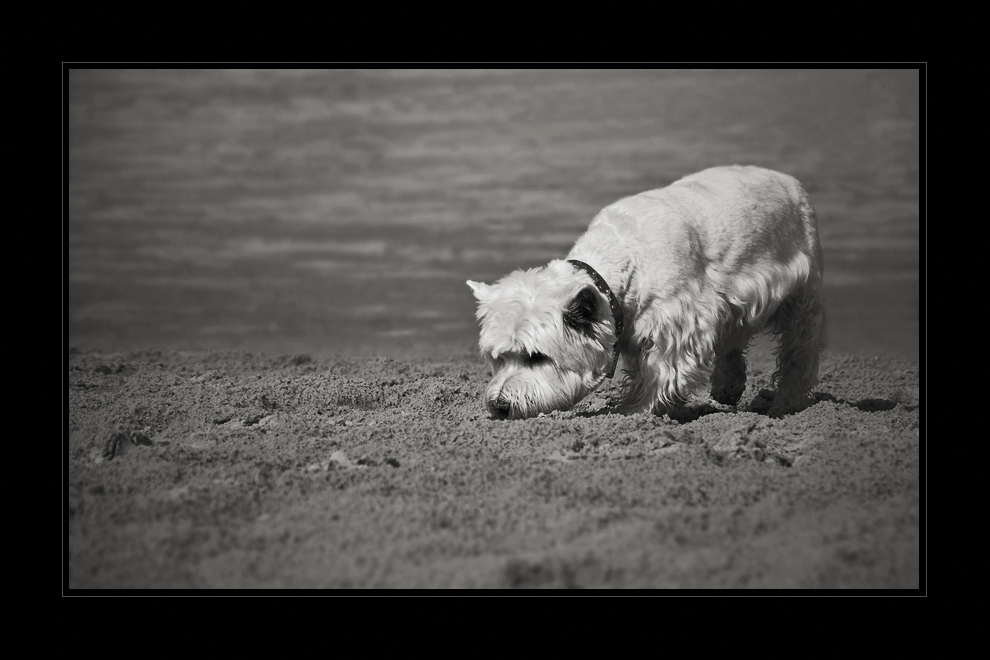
left=571, top=165, right=822, bottom=314
left=668, top=165, right=820, bottom=274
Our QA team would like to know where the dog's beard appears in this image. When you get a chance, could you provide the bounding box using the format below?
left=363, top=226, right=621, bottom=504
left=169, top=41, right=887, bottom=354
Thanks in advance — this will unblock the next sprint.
left=484, top=358, right=604, bottom=419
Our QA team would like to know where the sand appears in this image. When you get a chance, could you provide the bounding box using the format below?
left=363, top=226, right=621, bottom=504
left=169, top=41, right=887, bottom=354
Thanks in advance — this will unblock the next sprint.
left=66, top=346, right=920, bottom=589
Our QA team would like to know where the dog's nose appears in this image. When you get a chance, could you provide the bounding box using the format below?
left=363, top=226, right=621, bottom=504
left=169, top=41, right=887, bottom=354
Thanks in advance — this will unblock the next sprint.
left=489, top=398, right=511, bottom=419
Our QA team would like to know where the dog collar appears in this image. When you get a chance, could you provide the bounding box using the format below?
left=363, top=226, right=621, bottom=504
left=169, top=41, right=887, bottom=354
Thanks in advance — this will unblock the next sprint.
left=567, top=259, right=624, bottom=378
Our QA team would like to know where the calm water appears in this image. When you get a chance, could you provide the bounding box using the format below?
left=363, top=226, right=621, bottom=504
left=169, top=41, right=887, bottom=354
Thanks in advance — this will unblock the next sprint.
left=67, top=69, right=920, bottom=359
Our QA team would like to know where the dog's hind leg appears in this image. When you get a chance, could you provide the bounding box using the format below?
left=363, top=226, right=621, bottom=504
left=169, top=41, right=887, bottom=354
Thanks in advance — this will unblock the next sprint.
left=767, top=284, right=826, bottom=417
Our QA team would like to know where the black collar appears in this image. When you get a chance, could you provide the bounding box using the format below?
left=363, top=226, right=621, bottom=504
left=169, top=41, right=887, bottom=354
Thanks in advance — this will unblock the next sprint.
left=567, top=259, right=624, bottom=378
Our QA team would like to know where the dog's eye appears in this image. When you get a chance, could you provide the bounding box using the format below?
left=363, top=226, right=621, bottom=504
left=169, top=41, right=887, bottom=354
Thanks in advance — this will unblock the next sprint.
left=526, top=352, right=551, bottom=367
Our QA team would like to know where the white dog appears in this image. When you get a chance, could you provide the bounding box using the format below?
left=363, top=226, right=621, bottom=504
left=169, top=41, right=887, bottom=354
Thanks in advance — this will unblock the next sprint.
left=468, top=165, right=826, bottom=420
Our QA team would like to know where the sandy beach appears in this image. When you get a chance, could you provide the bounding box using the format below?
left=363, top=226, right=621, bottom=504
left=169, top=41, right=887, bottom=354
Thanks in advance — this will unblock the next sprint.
left=67, top=346, right=919, bottom=588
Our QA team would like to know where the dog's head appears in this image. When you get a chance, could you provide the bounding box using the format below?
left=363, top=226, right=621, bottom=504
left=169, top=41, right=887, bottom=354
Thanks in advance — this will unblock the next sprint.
left=467, top=259, right=617, bottom=419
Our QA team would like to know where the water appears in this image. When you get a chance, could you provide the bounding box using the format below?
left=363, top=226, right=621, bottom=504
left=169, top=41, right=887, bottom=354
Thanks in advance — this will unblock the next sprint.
left=67, top=69, right=920, bottom=360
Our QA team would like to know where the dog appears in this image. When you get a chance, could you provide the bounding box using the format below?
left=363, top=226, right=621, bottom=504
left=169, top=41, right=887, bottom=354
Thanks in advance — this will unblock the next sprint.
left=467, top=165, right=826, bottom=420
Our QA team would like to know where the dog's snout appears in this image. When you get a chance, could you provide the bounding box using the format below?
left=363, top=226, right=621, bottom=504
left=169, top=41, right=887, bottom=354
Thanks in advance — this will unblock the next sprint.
left=489, top=397, right=511, bottom=419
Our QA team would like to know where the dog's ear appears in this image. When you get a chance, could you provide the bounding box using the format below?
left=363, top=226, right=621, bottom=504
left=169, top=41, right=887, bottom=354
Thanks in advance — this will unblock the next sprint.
left=564, top=286, right=599, bottom=337
left=467, top=280, right=490, bottom=301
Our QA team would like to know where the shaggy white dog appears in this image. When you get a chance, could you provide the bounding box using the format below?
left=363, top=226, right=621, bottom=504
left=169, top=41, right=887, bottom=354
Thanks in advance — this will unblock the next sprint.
left=468, top=165, right=826, bottom=420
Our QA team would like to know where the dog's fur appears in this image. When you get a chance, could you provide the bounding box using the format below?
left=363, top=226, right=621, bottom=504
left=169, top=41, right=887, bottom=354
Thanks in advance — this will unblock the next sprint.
left=468, top=166, right=825, bottom=420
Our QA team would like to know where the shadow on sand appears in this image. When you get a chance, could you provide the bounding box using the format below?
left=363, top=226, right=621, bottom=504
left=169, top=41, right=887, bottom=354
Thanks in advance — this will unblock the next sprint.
left=576, top=390, right=916, bottom=423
